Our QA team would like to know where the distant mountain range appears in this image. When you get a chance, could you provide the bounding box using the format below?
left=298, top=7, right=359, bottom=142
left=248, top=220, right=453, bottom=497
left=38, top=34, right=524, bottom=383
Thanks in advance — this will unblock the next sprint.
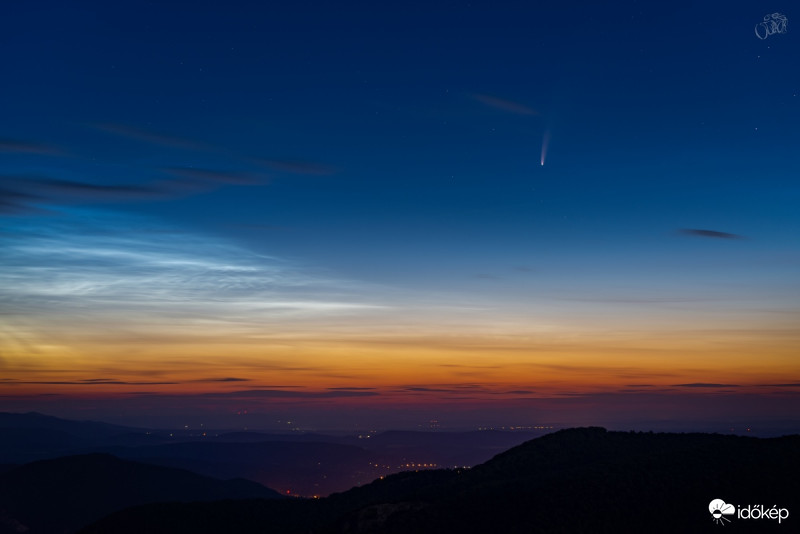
left=78, top=427, right=800, bottom=534
left=4, top=413, right=797, bottom=532
left=0, top=453, right=281, bottom=534
left=0, top=411, right=138, bottom=439
left=0, top=412, right=540, bottom=495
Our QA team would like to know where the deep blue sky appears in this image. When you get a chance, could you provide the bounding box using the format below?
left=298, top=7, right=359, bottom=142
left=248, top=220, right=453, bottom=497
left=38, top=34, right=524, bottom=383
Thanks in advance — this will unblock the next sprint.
left=1, top=1, right=798, bottom=430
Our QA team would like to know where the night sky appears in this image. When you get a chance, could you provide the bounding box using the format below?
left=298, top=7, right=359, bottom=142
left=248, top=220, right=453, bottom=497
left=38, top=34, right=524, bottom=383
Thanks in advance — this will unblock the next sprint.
left=2, top=1, right=798, bottom=432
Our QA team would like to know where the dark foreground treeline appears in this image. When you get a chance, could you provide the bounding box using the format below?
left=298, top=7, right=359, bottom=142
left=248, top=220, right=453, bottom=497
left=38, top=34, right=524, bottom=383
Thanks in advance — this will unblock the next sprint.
left=0, top=453, right=282, bottom=534
left=77, top=428, right=798, bottom=534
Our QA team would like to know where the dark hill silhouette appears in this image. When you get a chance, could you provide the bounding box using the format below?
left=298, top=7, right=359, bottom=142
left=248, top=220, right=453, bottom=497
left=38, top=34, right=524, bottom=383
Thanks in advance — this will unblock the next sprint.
left=100, top=440, right=376, bottom=496
left=0, top=412, right=540, bottom=496
left=0, top=412, right=542, bottom=496
left=211, top=431, right=343, bottom=443
left=0, top=412, right=137, bottom=438
left=0, top=427, right=90, bottom=461
left=0, top=453, right=281, bottom=534
left=80, top=428, right=800, bottom=534
left=0, top=465, right=15, bottom=475
left=0, top=412, right=163, bottom=463
left=100, top=432, right=538, bottom=496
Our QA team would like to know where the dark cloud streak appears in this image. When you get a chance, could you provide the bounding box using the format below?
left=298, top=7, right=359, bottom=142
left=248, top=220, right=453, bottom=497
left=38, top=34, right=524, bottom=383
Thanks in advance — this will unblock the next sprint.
left=91, top=123, right=210, bottom=150
left=0, top=138, right=62, bottom=155
left=29, top=178, right=162, bottom=199
left=162, top=167, right=265, bottom=185
left=91, top=123, right=336, bottom=178
left=3, top=380, right=179, bottom=385
left=679, top=228, right=744, bottom=240
left=672, top=383, right=741, bottom=388
left=0, top=170, right=266, bottom=213
left=470, top=93, right=539, bottom=116
left=0, top=187, right=45, bottom=214
left=202, top=389, right=380, bottom=398
left=196, top=377, right=251, bottom=383
left=254, top=159, right=336, bottom=176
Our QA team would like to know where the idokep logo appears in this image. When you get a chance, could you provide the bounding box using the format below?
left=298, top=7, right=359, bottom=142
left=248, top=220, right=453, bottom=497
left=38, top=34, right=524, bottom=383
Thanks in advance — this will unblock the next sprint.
left=709, top=499, right=735, bottom=525
left=709, top=498, right=790, bottom=526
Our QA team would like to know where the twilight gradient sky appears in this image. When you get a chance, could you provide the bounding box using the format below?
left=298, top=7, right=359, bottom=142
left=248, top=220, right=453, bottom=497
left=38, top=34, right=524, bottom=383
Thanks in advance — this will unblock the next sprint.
left=1, top=1, right=799, bottom=431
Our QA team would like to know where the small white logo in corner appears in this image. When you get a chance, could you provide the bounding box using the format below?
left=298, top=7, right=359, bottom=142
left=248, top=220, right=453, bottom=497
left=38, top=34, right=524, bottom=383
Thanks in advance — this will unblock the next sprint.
left=709, top=499, right=736, bottom=525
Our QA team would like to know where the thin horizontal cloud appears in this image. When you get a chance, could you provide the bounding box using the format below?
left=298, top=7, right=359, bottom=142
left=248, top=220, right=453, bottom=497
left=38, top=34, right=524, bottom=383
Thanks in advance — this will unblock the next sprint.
left=470, top=93, right=539, bottom=115
left=0, top=188, right=44, bottom=214
left=254, top=159, right=336, bottom=175
left=92, top=123, right=210, bottom=150
left=397, top=384, right=493, bottom=394
left=196, top=377, right=251, bottom=382
left=162, top=167, right=265, bottom=185
left=3, top=380, right=179, bottom=385
left=0, top=172, right=267, bottom=213
left=555, top=296, right=717, bottom=304
left=248, top=385, right=304, bottom=389
left=672, top=383, right=741, bottom=388
left=327, top=387, right=376, bottom=391
left=534, top=363, right=683, bottom=377
left=21, top=177, right=162, bottom=199
left=0, top=175, right=170, bottom=209
left=92, top=123, right=334, bottom=177
left=0, top=175, right=187, bottom=213
left=202, top=389, right=380, bottom=398
left=437, top=364, right=502, bottom=369
left=225, top=223, right=286, bottom=232
left=0, top=138, right=62, bottom=155
left=759, top=383, right=800, bottom=387
left=249, top=367, right=333, bottom=373
left=679, top=228, right=744, bottom=239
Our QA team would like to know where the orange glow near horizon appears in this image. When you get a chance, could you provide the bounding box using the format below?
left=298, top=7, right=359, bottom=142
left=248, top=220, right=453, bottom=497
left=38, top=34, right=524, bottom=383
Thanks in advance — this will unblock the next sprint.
left=4, top=315, right=798, bottom=402
left=2, top=216, right=798, bottom=428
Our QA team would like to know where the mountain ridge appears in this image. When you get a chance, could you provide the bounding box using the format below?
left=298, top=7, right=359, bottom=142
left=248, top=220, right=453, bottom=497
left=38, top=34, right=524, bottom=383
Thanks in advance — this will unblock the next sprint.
left=0, top=453, right=282, bottom=534
left=79, top=427, right=800, bottom=533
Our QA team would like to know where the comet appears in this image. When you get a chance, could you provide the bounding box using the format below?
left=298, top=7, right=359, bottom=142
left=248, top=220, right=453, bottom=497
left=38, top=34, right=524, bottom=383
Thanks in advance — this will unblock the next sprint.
left=540, top=129, right=550, bottom=166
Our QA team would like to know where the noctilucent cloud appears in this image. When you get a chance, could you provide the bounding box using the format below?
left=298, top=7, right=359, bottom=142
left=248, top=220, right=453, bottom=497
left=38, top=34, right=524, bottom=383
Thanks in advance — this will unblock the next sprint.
left=1, top=1, right=798, bottom=431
